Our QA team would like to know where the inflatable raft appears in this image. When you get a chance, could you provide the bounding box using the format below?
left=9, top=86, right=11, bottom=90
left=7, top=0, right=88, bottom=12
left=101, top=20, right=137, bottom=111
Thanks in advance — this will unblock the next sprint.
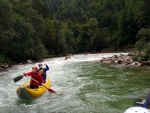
left=124, top=106, right=149, bottom=113
left=124, top=99, right=150, bottom=113
left=16, top=77, right=51, bottom=100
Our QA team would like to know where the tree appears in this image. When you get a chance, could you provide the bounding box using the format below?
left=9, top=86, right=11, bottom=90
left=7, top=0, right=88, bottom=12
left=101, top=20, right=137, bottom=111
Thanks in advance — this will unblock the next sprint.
left=43, top=19, right=57, bottom=54
left=0, top=0, right=16, bottom=56
left=135, top=28, right=150, bottom=51
left=64, top=29, right=75, bottom=53
left=31, top=0, right=44, bottom=15
left=78, top=24, right=92, bottom=52
left=87, top=18, right=98, bottom=30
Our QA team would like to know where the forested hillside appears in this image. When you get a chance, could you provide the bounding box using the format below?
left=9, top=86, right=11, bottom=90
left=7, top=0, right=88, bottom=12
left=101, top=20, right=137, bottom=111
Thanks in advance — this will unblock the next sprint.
left=0, top=0, right=150, bottom=63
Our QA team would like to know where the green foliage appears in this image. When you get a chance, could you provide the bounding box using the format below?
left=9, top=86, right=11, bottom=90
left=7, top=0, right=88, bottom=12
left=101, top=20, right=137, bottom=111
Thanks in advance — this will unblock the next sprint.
left=133, top=52, right=150, bottom=61
left=64, top=29, right=75, bottom=53
left=87, top=18, right=98, bottom=30
left=31, top=0, right=44, bottom=15
left=77, top=24, right=92, bottom=52
left=0, top=0, right=14, bottom=29
left=136, top=28, right=150, bottom=41
left=135, top=28, right=150, bottom=51
left=0, top=0, right=150, bottom=63
left=135, top=28, right=150, bottom=59
left=43, top=19, right=61, bottom=55
left=0, top=55, right=10, bottom=63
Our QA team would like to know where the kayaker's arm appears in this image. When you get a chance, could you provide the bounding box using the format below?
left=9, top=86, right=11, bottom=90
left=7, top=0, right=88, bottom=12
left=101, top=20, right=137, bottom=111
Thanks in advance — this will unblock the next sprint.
left=23, top=72, right=32, bottom=76
left=23, top=73, right=27, bottom=76
left=44, top=64, right=49, bottom=71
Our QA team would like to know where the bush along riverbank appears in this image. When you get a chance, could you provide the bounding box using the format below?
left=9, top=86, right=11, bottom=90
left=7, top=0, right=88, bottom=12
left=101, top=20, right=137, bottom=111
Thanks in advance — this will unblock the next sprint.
left=100, top=52, right=150, bottom=66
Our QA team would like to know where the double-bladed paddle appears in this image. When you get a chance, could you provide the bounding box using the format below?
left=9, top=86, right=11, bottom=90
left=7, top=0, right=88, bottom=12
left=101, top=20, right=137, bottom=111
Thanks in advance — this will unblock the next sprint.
left=13, top=75, right=24, bottom=82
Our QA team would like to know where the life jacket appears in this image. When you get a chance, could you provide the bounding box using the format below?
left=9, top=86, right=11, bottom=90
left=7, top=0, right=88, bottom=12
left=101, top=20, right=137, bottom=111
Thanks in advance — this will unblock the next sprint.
left=38, top=68, right=46, bottom=76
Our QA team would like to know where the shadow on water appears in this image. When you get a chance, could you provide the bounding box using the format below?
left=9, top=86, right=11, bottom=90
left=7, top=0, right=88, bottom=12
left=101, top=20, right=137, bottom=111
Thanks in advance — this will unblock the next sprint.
left=16, top=98, right=35, bottom=105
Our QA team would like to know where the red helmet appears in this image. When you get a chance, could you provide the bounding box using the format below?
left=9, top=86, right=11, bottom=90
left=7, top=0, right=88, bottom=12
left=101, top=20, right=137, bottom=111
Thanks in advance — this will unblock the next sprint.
left=32, top=66, right=38, bottom=70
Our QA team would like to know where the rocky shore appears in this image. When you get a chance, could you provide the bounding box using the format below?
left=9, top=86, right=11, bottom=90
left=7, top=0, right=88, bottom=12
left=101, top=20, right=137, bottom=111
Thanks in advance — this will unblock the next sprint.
left=0, top=59, right=33, bottom=70
left=1, top=52, right=150, bottom=70
left=0, top=63, right=9, bottom=69
left=100, top=52, right=150, bottom=66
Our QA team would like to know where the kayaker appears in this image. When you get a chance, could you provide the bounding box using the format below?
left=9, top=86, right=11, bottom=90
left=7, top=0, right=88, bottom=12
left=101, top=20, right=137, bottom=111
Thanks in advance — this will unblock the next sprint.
left=23, top=66, right=44, bottom=89
left=38, top=63, right=49, bottom=83
left=143, top=90, right=150, bottom=109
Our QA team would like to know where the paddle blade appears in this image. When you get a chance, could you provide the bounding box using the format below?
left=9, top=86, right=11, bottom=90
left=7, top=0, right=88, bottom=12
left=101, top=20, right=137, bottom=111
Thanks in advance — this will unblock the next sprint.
left=47, top=88, right=56, bottom=93
left=13, top=75, right=24, bottom=82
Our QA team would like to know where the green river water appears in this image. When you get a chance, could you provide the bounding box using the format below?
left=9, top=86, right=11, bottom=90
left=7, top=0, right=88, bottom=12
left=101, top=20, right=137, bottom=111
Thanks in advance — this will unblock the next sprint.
left=0, top=53, right=150, bottom=113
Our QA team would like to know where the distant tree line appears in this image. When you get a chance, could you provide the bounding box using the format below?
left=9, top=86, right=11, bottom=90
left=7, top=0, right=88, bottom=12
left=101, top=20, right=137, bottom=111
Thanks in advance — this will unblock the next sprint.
left=0, top=0, right=150, bottom=63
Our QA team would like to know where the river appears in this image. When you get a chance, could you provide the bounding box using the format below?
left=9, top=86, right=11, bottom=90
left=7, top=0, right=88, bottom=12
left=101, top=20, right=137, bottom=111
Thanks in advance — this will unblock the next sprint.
left=0, top=53, right=150, bottom=113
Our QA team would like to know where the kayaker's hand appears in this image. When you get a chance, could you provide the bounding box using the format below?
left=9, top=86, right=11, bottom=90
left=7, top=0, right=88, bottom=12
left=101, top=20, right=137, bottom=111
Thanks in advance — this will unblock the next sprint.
left=23, top=73, right=27, bottom=76
left=40, top=83, right=44, bottom=86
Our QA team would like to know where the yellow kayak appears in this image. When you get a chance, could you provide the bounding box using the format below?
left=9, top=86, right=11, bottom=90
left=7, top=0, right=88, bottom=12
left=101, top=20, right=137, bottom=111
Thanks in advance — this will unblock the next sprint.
left=16, top=77, right=51, bottom=100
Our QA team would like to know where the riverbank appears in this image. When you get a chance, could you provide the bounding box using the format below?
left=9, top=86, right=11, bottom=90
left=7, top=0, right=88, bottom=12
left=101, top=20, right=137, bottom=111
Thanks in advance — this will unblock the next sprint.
left=0, top=59, right=40, bottom=70
left=0, top=63, right=9, bottom=69
left=1, top=52, right=150, bottom=70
